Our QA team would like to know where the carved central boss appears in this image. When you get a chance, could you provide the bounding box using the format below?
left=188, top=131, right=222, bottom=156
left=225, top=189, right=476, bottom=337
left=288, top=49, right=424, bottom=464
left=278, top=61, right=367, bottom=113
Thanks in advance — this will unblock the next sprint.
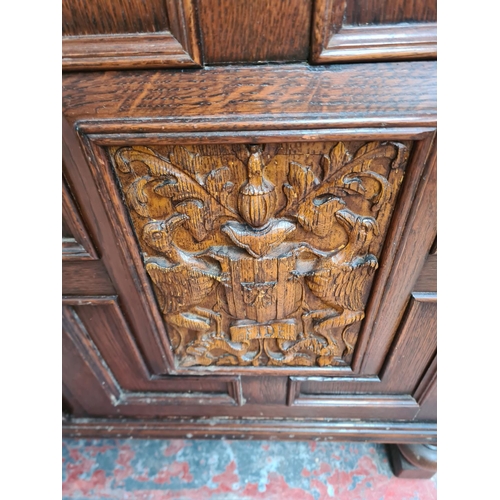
left=111, top=141, right=409, bottom=368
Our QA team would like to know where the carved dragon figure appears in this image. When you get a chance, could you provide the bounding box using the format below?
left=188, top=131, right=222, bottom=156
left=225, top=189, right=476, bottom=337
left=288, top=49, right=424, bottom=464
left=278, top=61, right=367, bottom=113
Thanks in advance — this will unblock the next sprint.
left=142, top=214, right=224, bottom=340
left=305, top=208, right=379, bottom=333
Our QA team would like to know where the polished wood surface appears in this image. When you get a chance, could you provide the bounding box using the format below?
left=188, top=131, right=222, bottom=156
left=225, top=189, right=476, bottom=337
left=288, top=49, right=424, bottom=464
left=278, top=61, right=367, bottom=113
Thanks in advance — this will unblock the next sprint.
left=62, top=0, right=169, bottom=35
left=198, top=0, right=312, bottom=63
left=62, top=0, right=202, bottom=70
left=312, top=0, right=437, bottom=63
left=62, top=62, right=437, bottom=128
left=62, top=0, right=437, bottom=464
left=109, top=141, right=409, bottom=368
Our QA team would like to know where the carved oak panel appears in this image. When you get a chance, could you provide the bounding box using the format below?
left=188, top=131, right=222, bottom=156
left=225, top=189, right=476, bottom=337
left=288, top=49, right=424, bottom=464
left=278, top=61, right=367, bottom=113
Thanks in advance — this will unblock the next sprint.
left=109, top=141, right=411, bottom=368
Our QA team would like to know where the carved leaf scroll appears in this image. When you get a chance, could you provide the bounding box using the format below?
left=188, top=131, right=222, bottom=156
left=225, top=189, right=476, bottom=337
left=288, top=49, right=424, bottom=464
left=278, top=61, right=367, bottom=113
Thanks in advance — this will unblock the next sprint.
left=110, top=141, right=410, bottom=369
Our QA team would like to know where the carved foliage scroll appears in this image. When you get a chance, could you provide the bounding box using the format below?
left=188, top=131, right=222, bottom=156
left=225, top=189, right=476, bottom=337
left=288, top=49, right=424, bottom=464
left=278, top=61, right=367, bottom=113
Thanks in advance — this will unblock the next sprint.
left=109, top=141, right=410, bottom=368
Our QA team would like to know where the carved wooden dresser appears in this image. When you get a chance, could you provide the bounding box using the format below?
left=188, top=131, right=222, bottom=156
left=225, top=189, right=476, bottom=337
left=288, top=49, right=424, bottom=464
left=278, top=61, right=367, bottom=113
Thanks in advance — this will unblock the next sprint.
left=62, top=0, right=437, bottom=477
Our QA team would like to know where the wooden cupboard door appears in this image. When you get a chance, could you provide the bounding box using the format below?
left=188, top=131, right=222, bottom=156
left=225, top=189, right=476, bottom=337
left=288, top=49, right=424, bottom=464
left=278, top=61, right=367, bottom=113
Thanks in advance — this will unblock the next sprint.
left=62, top=62, right=436, bottom=422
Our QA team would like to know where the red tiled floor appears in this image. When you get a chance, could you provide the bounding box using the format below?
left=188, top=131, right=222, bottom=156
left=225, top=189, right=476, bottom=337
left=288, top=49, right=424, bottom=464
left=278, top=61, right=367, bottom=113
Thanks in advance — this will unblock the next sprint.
left=62, top=439, right=437, bottom=499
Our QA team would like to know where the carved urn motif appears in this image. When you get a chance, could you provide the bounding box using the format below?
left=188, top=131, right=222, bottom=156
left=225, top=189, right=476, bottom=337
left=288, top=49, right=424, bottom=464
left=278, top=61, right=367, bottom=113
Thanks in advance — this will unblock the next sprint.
left=237, top=145, right=277, bottom=228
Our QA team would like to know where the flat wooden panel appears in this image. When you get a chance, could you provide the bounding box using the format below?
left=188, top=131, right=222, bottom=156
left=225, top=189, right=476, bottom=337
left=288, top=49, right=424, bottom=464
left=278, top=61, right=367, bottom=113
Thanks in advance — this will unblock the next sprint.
left=62, top=176, right=98, bottom=261
left=62, top=62, right=437, bottom=129
left=62, top=0, right=201, bottom=70
left=413, top=254, right=436, bottom=292
left=379, top=293, right=437, bottom=393
left=312, top=0, right=437, bottom=62
left=62, top=261, right=116, bottom=295
left=198, top=0, right=313, bottom=63
left=241, top=377, right=288, bottom=405
left=345, top=0, right=436, bottom=25
left=63, top=297, right=244, bottom=407
left=62, top=217, right=72, bottom=239
left=62, top=0, right=169, bottom=36
left=62, top=306, right=118, bottom=416
left=414, top=356, right=437, bottom=421
left=288, top=379, right=419, bottom=420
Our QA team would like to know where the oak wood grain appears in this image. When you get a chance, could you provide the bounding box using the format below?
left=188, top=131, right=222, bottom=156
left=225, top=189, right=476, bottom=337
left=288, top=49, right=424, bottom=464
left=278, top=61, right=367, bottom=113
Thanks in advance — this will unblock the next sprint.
left=63, top=116, right=175, bottom=374
left=62, top=62, right=437, bottom=130
left=62, top=175, right=98, bottom=260
left=345, top=0, right=436, bottom=25
left=62, top=0, right=202, bottom=70
left=413, top=254, right=436, bottom=292
left=198, top=0, right=313, bottom=63
left=62, top=261, right=115, bottom=296
left=355, top=137, right=436, bottom=374
left=62, top=0, right=169, bottom=36
left=312, top=0, right=437, bottom=63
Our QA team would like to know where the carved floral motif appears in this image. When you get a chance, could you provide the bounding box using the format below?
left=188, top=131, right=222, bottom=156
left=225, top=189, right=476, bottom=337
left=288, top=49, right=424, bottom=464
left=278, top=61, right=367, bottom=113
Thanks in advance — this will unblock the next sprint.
left=110, top=141, right=410, bottom=368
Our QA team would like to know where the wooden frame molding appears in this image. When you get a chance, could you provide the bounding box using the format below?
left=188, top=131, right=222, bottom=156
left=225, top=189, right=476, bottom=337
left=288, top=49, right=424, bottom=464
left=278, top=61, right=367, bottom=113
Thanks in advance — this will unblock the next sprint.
left=62, top=177, right=98, bottom=261
left=312, top=0, right=437, bottom=63
left=62, top=417, right=437, bottom=443
left=287, top=377, right=419, bottom=419
left=62, top=0, right=202, bottom=71
left=63, top=297, right=244, bottom=408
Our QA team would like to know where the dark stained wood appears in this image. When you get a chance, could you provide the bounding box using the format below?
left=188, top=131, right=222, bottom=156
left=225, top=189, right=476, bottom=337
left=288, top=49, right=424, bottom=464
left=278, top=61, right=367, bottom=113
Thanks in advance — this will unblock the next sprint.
left=63, top=417, right=436, bottom=443
left=389, top=443, right=437, bottom=478
left=63, top=116, right=176, bottom=374
left=62, top=306, right=118, bottom=415
left=414, top=356, right=437, bottom=421
left=345, top=0, right=436, bottom=25
left=378, top=293, right=437, bottom=393
left=413, top=254, right=437, bottom=292
left=62, top=0, right=168, bottom=36
left=62, top=0, right=202, bottom=70
left=198, top=0, right=313, bottom=63
left=241, top=377, right=288, bottom=405
left=355, top=139, right=436, bottom=374
left=62, top=261, right=116, bottom=296
left=312, top=0, right=437, bottom=63
left=62, top=0, right=169, bottom=36
left=62, top=62, right=437, bottom=130
left=288, top=378, right=419, bottom=419
left=61, top=3, right=437, bottom=445
left=62, top=175, right=98, bottom=260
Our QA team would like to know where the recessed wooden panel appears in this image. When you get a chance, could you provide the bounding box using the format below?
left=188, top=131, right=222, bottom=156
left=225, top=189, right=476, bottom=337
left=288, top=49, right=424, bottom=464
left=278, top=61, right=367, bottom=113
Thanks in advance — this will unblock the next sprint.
left=62, top=176, right=98, bottom=261
left=379, top=292, right=437, bottom=394
left=312, top=0, right=437, bottom=63
left=198, top=0, right=313, bottom=63
left=62, top=0, right=169, bottom=36
left=414, top=356, right=437, bottom=421
left=413, top=254, right=436, bottom=292
left=62, top=0, right=202, bottom=70
left=344, top=0, right=436, bottom=25
left=108, top=140, right=411, bottom=369
left=62, top=299, right=244, bottom=414
left=287, top=378, right=419, bottom=419
left=62, top=262, right=116, bottom=295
